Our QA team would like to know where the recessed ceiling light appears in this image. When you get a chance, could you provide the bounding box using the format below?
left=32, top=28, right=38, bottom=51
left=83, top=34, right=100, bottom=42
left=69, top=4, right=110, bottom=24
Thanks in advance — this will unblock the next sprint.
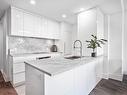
left=79, top=8, right=85, bottom=12
left=62, top=14, right=67, bottom=18
left=30, top=0, right=36, bottom=5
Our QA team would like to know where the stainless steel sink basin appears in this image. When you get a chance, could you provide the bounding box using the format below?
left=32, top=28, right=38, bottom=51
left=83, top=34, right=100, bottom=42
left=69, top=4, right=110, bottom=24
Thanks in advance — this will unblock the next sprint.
left=64, top=56, right=82, bottom=60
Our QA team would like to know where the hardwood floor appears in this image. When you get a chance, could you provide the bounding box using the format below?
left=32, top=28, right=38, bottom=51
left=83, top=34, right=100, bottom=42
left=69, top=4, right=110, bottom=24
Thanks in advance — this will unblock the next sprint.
left=123, top=75, right=127, bottom=84
left=0, top=71, right=127, bottom=95
left=0, top=72, right=17, bottom=95
left=89, top=79, right=127, bottom=95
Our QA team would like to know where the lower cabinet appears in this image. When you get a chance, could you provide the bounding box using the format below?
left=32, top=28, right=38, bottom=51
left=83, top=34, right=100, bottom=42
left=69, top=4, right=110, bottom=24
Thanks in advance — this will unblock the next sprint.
left=13, top=72, right=25, bottom=86
left=26, top=57, right=103, bottom=95
left=12, top=62, right=25, bottom=86
left=26, top=65, right=44, bottom=95
left=10, top=53, right=62, bottom=87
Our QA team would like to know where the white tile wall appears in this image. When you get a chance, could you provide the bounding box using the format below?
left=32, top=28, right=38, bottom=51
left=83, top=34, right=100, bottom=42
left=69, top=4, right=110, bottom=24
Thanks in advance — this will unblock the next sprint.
left=8, top=37, right=54, bottom=54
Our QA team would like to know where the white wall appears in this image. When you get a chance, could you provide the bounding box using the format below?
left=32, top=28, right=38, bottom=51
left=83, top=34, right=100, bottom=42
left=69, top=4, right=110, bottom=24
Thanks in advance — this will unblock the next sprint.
left=123, top=11, right=127, bottom=74
left=78, top=9, right=97, bottom=56
left=0, top=22, right=3, bottom=70
left=103, top=15, right=109, bottom=79
left=108, top=13, right=122, bottom=80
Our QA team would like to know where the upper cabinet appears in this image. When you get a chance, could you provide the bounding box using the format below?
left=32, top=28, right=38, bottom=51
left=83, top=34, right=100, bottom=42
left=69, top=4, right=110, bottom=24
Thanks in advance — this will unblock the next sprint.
left=47, top=19, right=60, bottom=39
left=23, top=12, right=35, bottom=37
left=10, top=7, right=24, bottom=36
left=9, top=7, right=60, bottom=39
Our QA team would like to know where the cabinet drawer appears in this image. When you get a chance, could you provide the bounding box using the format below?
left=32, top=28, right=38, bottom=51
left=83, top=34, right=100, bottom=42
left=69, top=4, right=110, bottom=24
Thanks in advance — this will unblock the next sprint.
left=13, top=72, right=25, bottom=85
left=13, top=63, right=25, bottom=74
left=13, top=56, right=36, bottom=63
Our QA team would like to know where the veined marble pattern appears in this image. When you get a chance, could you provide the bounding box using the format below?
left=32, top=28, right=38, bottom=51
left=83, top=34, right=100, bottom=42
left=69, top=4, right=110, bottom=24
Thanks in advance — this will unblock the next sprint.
left=8, top=37, right=54, bottom=54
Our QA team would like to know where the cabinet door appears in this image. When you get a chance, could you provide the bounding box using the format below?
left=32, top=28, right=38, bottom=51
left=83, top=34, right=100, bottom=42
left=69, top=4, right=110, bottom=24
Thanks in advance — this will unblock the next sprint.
left=74, top=62, right=97, bottom=95
left=23, top=12, right=35, bottom=37
left=34, top=15, right=42, bottom=37
left=52, top=21, right=60, bottom=39
left=47, top=19, right=60, bottom=39
left=39, top=17, right=47, bottom=38
left=45, top=69, right=74, bottom=95
left=13, top=62, right=25, bottom=74
left=13, top=72, right=25, bottom=86
left=11, top=7, right=24, bottom=36
left=46, top=19, right=54, bottom=39
left=26, top=65, right=44, bottom=95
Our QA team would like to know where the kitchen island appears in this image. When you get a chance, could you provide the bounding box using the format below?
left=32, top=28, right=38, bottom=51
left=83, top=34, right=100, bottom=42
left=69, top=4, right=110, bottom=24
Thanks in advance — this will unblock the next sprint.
left=25, top=56, right=103, bottom=95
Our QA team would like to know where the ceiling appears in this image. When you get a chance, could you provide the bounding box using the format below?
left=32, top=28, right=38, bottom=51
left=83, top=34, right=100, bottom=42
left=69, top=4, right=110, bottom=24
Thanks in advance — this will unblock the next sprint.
left=0, top=0, right=126, bottom=24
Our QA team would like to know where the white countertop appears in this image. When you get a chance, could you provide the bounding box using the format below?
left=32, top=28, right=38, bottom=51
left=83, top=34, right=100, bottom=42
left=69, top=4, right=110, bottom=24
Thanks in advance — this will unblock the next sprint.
left=25, top=56, right=103, bottom=76
left=10, top=52, right=63, bottom=57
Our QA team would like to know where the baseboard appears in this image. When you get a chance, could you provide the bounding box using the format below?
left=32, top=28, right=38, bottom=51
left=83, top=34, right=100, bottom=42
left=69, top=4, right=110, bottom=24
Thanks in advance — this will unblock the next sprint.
left=109, top=74, right=123, bottom=81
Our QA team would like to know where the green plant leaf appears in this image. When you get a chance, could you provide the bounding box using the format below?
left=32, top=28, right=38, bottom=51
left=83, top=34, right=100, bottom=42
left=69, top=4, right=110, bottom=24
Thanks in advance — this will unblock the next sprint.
left=100, top=39, right=108, bottom=42
left=86, top=34, right=107, bottom=50
left=97, top=40, right=105, bottom=44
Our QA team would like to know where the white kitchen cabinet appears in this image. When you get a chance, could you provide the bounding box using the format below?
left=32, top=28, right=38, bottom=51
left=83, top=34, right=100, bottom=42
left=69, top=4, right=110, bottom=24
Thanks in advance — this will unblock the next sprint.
left=74, top=64, right=90, bottom=95
left=56, top=22, right=73, bottom=54
left=23, top=12, right=35, bottom=37
left=9, top=55, right=36, bottom=86
left=45, top=70, right=74, bottom=95
left=46, top=19, right=53, bottom=38
left=46, top=19, right=60, bottom=39
left=26, top=65, right=45, bottom=95
left=26, top=65, right=74, bottom=95
left=26, top=57, right=103, bottom=95
left=10, top=7, right=24, bottom=36
left=13, top=62, right=25, bottom=74
left=9, top=52, right=62, bottom=86
left=52, top=21, right=60, bottom=39
left=40, top=17, right=48, bottom=38
left=13, top=72, right=25, bottom=85
left=9, top=7, right=60, bottom=39
left=34, top=16, right=43, bottom=37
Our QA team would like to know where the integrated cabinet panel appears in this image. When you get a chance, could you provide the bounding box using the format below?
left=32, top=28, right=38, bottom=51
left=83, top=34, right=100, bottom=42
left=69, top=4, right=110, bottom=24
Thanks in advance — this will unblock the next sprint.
left=11, top=7, right=24, bottom=36
left=13, top=72, right=25, bottom=85
left=34, top=15, right=42, bottom=37
left=9, top=7, right=60, bottom=39
left=23, top=12, right=35, bottom=37
left=40, top=17, right=48, bottom=38
left=13, top=62, right=25, bottom=74
left=26, top=65, right=44, bottom=95
left=45, top=69, right=74, bottom=95
left=52, top=21, right=60, bottom=39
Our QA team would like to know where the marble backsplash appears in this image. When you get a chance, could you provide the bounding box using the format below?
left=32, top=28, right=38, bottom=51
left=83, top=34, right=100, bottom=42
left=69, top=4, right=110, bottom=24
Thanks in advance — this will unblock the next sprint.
left=8, top=37, right=54, bottom=54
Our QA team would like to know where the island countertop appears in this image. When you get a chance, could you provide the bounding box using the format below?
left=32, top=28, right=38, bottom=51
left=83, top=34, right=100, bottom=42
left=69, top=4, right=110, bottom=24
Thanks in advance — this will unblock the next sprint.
left=25, top=56, right=103, bottom=76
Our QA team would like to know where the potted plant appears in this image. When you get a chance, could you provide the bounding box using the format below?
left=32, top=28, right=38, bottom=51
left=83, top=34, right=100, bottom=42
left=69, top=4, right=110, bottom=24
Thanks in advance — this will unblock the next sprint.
left=86, top=35, right=107, bottom=57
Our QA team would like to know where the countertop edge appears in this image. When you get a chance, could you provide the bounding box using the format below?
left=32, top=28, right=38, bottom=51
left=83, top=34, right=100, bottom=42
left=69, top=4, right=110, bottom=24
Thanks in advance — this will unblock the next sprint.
left=24, top=62, right=52, bottom=76
left=24, top=56, right=103, bottom=76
